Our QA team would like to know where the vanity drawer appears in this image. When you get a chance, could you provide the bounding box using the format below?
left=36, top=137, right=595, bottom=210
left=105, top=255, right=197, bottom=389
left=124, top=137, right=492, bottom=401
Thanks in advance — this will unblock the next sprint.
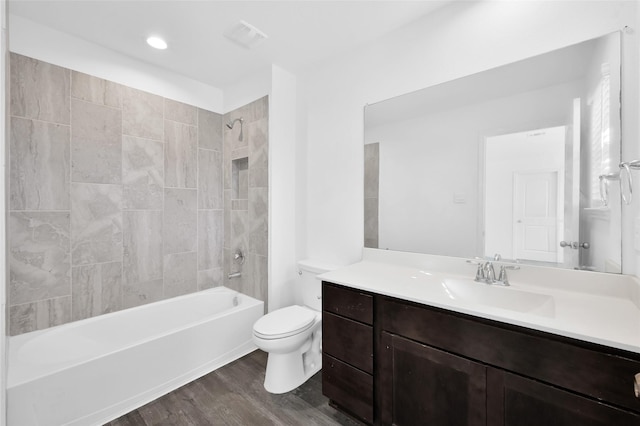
left=323, top=354, right=374, bottom=424
left=380, top=297, right=640, bottom=414
left=323, top=282, right=373, bottom=325
left=323, top=311, right=373, bottom=374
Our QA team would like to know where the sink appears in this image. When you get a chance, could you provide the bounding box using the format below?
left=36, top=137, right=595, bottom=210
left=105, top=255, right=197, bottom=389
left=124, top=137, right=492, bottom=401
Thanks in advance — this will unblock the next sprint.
left=440, top=278, right=555, bottom=317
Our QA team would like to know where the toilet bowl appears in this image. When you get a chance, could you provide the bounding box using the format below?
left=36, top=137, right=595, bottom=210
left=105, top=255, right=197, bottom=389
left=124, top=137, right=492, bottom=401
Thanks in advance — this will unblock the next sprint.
left=252, top=260, right=334, bottom=394
left=253, top=305, right=322, bottom=394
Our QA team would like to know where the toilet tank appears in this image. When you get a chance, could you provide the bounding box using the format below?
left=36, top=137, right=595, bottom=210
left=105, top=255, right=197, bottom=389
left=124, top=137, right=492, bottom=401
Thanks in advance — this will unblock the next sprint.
left=297, top=260, right=337, bottom=311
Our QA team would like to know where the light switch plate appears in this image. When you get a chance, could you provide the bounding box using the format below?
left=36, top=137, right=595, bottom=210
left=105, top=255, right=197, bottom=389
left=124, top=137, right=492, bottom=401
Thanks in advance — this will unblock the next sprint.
left=453, top=192, right=466, bottom=204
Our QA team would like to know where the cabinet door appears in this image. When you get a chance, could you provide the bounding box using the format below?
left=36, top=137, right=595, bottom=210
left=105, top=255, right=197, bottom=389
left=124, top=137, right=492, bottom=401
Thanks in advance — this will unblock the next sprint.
left=379, top=332, right=486, bottom=426
left=489, top=370, right=640, bottom=426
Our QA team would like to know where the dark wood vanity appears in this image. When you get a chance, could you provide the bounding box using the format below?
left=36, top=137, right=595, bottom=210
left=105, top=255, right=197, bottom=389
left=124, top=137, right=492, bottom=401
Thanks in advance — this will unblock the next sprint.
left=322, top=281, right=640, bottom=425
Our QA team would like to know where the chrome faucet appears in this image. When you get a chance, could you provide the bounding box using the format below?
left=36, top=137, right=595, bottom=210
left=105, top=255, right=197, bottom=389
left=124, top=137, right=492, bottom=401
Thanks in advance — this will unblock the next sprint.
left=484, top=262, right=496, bottom=283
left=467, top=258, right=519, bottom=285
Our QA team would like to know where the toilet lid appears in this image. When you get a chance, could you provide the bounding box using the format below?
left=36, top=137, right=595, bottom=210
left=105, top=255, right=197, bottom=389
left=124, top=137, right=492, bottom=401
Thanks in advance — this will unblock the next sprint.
left=253, top=305, right=316, bottom=339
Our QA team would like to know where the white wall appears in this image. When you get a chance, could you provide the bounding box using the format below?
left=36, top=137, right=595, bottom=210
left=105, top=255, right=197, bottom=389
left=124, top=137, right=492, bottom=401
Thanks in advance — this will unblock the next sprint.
left=300, top=0, right=640, bottom=272
left=269, top=65, right=299, bottom=310
left=224, top=67, right=272, bottom=113
left=9, top=15, right=223, bottom=113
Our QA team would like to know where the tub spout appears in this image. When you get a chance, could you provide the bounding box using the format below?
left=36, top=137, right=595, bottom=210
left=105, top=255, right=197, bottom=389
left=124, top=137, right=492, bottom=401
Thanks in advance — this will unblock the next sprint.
left=228, top=272, right=242, bottom=279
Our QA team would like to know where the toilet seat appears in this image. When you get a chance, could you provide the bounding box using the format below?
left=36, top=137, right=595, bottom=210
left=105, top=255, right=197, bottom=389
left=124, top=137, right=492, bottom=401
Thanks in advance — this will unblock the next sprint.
left=253, top=305, right=317, bottom=340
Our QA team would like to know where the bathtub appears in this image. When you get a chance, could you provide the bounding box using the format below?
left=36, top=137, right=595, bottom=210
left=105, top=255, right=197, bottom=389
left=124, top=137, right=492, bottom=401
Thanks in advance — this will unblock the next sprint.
left=7, top=286, right=264, bottom=426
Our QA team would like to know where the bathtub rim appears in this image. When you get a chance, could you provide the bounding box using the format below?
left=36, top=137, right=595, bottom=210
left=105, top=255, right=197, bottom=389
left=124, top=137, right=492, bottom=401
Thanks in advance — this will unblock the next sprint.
left=8, top=286, right=263, bottom=388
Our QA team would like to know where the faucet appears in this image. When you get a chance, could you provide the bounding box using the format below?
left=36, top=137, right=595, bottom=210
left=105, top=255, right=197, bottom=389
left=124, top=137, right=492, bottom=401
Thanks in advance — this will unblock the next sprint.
left=467, top=258, right=519, bottom=285
left=484, top=262, right=496, bottom=283
left=468, top=260, right=495, bottom=284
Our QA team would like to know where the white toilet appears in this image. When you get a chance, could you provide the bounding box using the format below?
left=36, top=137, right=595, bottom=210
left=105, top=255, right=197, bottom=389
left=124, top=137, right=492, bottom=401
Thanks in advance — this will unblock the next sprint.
left=252, top=260, right=333, bottom=394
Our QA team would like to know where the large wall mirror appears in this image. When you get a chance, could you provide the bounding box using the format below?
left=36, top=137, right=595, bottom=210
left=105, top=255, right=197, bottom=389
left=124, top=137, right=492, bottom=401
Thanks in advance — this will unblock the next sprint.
left=364, top=32, right=622, bottom=273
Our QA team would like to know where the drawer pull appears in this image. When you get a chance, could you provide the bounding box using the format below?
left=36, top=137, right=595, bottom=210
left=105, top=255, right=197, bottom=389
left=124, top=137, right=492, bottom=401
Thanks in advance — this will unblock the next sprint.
left=635, top=373, right=640, bottom=398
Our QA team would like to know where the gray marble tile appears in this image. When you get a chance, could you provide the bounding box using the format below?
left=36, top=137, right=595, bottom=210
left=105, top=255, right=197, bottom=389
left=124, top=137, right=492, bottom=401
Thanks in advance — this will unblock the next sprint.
left=248, top=254, right=268, bottom=304
left=223, top=249, right=237, bottom=290
left=122, top=279, right=163, bottom=309
left=122, top=87, right=163, bottom=140
left=230, top=210, right=249, bottom=257
left=248, top=188, right=268, bottom=256
left=71, top=71, right=121, bottom=108
left=198, top=149, right=223, bottom=210
left=224, top=120, right=247, bottom=152
left=123, top=136, right=163, bottom=210
left=248, top=118, right=268, bottom=170
left=237, top=253, right=267, bottom=306
left=364, top=197, right=379, bottom=249
left=197, top=268, right=222, bottom=290
left=364, top=143, right=379, bottom=199
left=71, top=183, right=122, bottom=265
left=72, top=261, right=122, bottom=321
left=164, top=252, right=197, bottom=298
left=9, top=296, right=72, bottom=336
left=164, top=188, right=197, bottom=254
left=223, top=190, right=231, bottom=249
left=123, top=211, right=163, bottom=284
left=10, top=117, right=70, bottom=210
left=165, top=120, right=198, bottom=188
left=165, top=98, right=197, bottom=125
left=248, top=167, right=268, bottom=189
left=231, top=147, right=249, bottom=161
left=225, top=96, right=268, bottom=126
left=232, top=199, right=248, bottom=211
left=10, top=53, right=70, bottom=124
left=198, top=210, right=223, bottom=271
left=198, top=108, right=222, bottom=151
left=9, top=212, right=71, bottom=306
left=71, top=99, right=122, bottom=184
left=223, top=148, right=232, bottom=191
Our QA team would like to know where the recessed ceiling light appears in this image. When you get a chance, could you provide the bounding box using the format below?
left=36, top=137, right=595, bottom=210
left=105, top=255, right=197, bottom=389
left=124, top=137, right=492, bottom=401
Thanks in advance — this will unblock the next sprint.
left=146, top=36, right=167, bottom=50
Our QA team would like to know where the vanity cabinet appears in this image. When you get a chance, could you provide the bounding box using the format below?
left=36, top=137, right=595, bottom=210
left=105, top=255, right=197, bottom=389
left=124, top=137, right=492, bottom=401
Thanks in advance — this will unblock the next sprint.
left=379, top=296, right=640, bottom=426
left=321, top=280, right=640, bottom=425
left=322, top=282, right=374, bottom=423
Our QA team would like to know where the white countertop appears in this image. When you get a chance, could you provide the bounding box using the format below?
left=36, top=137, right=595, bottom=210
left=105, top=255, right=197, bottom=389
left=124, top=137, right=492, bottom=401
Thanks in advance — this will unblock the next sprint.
left=319, top=249, right=640, bottom=355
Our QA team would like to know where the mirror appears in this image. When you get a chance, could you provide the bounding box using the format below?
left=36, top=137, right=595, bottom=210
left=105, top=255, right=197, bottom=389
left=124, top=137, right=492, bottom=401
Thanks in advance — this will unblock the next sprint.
left=364, top=32, right=621, bottom=273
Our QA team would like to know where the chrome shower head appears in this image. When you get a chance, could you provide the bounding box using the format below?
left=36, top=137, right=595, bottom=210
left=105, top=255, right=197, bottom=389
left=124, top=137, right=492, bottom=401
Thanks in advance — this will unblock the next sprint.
left=226, top=117, right=244, bottom=140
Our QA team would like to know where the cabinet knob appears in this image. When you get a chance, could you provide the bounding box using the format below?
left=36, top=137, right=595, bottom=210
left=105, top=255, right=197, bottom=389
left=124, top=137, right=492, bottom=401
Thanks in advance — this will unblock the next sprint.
left=635, top=373, right=640, bottom=398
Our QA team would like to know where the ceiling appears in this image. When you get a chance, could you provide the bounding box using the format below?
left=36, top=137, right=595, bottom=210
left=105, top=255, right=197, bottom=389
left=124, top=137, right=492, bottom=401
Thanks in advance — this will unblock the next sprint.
left=9, top=0, right=450, bottom=90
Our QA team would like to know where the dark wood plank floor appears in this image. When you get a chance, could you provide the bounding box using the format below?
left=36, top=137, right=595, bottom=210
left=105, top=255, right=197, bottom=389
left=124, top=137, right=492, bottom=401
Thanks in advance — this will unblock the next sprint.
left=106, top=350, right=365, bottom=426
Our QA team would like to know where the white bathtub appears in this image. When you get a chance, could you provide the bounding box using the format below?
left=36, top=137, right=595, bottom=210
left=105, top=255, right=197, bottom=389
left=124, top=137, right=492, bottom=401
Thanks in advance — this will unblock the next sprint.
left=7, top=286, right=264, bottom=426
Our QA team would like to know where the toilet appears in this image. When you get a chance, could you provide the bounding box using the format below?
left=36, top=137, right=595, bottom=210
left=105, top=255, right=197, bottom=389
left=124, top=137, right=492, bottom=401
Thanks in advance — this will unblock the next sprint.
left=252, top=260, right=333, bottom=394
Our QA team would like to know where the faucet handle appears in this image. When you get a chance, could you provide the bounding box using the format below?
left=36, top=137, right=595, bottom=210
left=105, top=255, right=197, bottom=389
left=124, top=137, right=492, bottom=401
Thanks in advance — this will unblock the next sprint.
left=466, top=259, right=486, bottom=282
left=484, top=262, right=496, bottom=283
left=496, top=265, right=519, bottom=286
left=475, top=263, right=485, bottom=282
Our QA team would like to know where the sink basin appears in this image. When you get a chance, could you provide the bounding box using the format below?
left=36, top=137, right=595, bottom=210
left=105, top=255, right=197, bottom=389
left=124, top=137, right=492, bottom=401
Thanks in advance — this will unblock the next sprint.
left=440, top=279, right=555, bottom=317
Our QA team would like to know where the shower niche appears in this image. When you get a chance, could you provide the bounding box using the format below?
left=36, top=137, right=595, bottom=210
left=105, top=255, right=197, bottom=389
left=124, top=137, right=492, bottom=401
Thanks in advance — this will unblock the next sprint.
left=232, top=157, right=249, bottom=208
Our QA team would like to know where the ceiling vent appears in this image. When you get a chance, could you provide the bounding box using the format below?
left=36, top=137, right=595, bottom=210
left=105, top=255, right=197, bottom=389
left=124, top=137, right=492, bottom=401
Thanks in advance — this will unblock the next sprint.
left=224, top=20, right=268, bottom=50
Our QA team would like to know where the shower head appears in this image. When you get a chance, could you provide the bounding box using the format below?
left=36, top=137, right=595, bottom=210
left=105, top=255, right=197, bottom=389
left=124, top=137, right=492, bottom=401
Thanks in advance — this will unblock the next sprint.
left=226, top=117, right=244, bottom=140
left=226, top=117, right=243, bottom=129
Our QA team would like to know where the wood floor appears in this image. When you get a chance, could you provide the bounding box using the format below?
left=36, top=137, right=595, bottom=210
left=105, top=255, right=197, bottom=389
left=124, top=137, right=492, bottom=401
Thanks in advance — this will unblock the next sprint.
left=106, top=350, right=364, bottom=426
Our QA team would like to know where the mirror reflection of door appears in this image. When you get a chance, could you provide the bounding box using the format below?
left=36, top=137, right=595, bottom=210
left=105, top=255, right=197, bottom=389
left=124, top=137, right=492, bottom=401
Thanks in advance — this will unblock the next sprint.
left=484, top=126, right=566, bottom=266
left=513, top=170, right=560, bottom=262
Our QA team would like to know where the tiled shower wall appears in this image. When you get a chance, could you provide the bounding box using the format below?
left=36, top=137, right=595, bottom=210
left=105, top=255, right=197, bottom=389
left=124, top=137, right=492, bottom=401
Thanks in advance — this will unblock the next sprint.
left=223, top=97, right=269, bottom=309
left=7, top=53, right=233, bottom=335
left=364, top=143, right=379, bottom=248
